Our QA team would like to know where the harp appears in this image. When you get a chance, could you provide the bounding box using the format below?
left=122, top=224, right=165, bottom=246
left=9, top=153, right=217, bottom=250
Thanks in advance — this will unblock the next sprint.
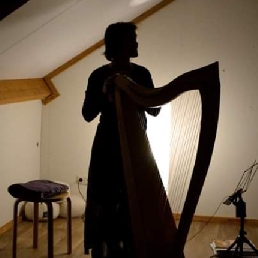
left=114, top=62, right=220, bottom=258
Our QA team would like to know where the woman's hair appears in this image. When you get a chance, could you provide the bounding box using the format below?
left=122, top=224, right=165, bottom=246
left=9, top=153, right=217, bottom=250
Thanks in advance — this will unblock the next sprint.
left=104, top=22, right=137, bottom=61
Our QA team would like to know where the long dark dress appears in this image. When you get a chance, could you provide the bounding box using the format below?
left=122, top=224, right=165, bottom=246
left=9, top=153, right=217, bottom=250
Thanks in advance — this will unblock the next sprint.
left=82, top=63, right=160, bottom=256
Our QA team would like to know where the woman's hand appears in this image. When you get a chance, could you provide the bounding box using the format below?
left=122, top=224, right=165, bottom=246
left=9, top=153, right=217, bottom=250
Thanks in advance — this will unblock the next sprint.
left=103, top=74, right=116, bottom=94
left=103, top=74, right=118, bottom=102
left=114, top=73, right=130, bottom=89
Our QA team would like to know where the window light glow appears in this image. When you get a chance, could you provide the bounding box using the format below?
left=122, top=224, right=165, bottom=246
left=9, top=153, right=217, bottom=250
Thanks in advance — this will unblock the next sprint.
left=147, top=103, right=171, bottom=190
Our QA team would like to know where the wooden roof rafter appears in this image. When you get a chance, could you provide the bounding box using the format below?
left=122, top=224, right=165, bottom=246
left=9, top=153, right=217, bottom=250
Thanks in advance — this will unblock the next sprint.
left=0, top=78, right=51, bottom=105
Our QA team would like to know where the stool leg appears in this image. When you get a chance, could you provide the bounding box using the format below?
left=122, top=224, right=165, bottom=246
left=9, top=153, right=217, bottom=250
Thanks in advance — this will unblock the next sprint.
left=46, top=202, right=54, bottom=258
left=33, top=202, right=39, bottom=248
left=12, top=199, right=21, bottom=258
left=66, top=197, right=72, bottom=254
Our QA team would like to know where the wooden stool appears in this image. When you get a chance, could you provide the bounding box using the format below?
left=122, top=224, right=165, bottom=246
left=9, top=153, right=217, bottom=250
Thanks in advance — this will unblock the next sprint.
left=12, top=192, right=72, bottom=258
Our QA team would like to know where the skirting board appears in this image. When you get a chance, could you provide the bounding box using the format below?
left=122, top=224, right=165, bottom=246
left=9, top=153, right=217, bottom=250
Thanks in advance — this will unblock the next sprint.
left=173, top=214, right=258, bottom=226
left=0, top=215, right=257, bottom=236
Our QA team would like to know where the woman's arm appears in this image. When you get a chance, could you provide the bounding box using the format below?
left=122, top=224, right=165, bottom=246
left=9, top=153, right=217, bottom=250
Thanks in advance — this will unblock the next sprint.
left=82, top=71, right=103, bottom=122
left=142, top=68, right=161, bottom=117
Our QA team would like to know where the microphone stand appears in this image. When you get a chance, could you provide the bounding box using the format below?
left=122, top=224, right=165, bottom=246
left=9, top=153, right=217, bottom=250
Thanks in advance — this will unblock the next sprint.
left=221, top=161, right=258, bottom=258
left=222, top=190, right=258, bottom=257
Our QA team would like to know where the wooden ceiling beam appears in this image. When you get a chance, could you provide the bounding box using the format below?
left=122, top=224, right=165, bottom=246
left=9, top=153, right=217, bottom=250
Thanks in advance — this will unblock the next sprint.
left=0, top=78, right=51, bottom=105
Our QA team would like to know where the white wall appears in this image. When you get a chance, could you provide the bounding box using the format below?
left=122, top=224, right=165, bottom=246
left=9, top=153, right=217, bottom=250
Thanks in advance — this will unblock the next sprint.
left=41, top=0, right=258, bottom=218
left=0, top=100, right=42, bottom=227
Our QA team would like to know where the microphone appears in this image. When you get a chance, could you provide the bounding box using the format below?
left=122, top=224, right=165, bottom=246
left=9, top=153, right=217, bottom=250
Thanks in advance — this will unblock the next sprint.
left=223, top=189, right=244, bottom=205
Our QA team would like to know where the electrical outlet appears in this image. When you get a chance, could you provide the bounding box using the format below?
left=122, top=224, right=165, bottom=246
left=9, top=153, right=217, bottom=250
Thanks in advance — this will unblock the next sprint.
left=76, top=175, right=87, bottom=185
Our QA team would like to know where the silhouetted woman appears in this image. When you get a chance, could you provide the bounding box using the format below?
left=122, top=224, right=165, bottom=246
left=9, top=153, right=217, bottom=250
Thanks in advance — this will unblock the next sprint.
left=82, top=22, right=160, bottom=258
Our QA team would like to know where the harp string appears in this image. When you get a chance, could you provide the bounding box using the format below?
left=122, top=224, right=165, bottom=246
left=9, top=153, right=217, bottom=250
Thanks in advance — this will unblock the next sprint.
left=172, top=92, right=195, bottom=213
left=168, top=93, right=190, bottom=216
left=160, top=96, right=183, bottom=220
left=159, top=90, right=201, bottom=222
left=168, top=90, right=201, bottom=217
left=180, top=91, right=201, bottom=214
left=177, top=91, right=201, bottom=214
left=168, top=92, right=192, bottom=214
left=169, top=91, right=201, bottom=215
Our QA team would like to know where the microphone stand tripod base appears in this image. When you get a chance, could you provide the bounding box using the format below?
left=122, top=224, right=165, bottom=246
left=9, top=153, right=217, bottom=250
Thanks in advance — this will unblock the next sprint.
left=220, top=195, right=258, bottom=258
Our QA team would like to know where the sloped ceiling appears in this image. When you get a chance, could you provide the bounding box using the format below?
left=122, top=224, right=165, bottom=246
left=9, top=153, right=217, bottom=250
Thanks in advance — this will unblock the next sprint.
left=0, top=0, right=165, bottom=80
left=0, top=0, right=30, bottom=21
